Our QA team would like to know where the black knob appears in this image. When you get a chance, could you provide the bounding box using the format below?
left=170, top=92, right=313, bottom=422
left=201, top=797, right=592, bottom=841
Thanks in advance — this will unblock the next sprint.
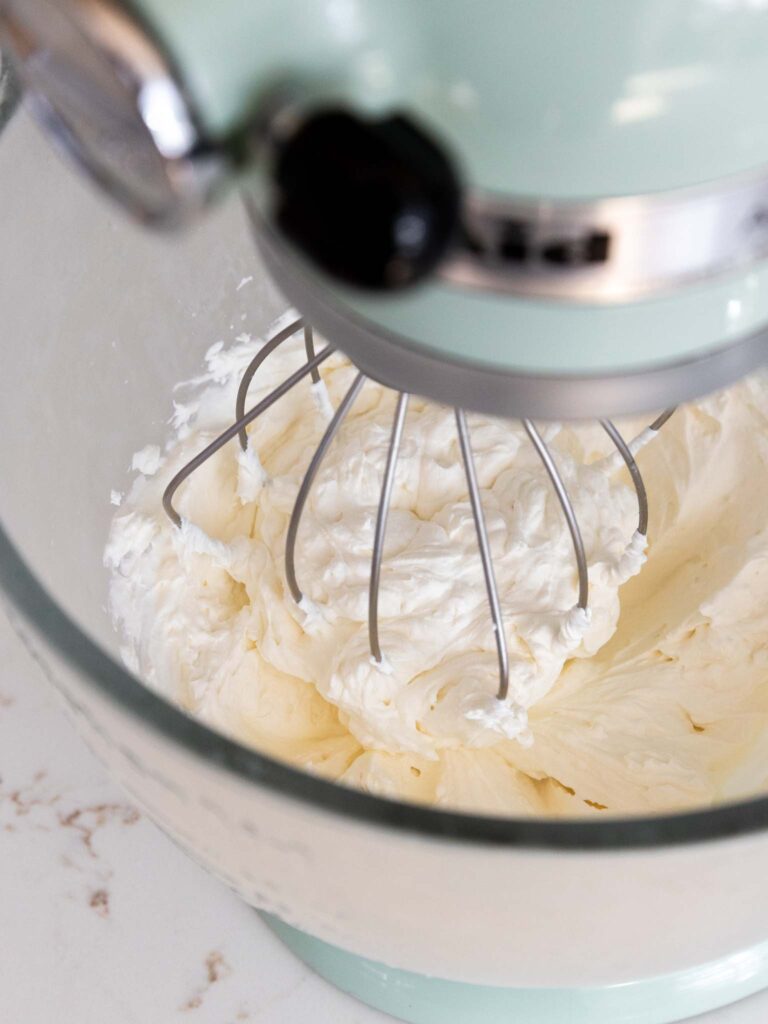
left=272, top=110, right=461, bottom=290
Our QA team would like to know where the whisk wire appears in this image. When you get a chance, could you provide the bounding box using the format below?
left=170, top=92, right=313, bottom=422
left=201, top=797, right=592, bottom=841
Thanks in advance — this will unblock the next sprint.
left=523, top=419, right=589, bottom=611
left=369, top=392, right=410, bottom=664
left=236, top=318, right=306, bottom=451
left=285, top=372, right=366, bottom=604
left=163, top=344, right=334, bottom=527
left=456, top=409, right=510, bottom=702
left=650, top=408, right=676, bottom=432
left=303, top=324, right=322, bottom=385
left=600, top=419, right=649, bottom=535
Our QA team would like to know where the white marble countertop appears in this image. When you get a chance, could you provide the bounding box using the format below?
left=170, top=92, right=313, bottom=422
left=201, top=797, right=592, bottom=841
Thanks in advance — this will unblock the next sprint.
left=1, top=608, right=767, bottom=1024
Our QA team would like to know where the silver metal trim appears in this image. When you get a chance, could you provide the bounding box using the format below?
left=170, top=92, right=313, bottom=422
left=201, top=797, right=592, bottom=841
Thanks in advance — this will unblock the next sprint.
left=252, top=206, right=768, bottom=420
left=443, top=170, right=768, bottom=304
left=0, top=0, right=228, bottom=227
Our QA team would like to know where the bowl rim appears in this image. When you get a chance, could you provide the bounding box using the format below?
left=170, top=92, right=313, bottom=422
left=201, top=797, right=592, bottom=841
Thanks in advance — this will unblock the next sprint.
left=4, top=518, right=768, bottom=851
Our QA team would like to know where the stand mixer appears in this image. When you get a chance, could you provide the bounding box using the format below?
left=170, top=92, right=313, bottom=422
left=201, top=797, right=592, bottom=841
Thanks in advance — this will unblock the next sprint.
left=5, top=2, right=768, bottom=1023
left=7, top=0, right=768, bottom=414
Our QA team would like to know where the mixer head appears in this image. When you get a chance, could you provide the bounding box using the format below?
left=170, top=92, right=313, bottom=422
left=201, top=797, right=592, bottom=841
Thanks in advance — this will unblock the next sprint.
left=4, top=0, right=768, bottom=421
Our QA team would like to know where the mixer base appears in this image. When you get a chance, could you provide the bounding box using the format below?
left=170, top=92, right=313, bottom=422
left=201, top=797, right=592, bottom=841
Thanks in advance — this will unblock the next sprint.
left=261, top=913, right=768, bottom=1023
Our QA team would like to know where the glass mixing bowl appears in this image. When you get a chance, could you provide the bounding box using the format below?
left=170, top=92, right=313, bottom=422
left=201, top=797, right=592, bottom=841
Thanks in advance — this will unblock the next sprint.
left=4, top=111, right=768, bottom=1024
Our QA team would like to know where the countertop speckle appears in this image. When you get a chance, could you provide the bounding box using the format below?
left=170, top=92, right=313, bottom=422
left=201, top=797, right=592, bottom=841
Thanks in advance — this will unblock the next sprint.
left=0, top=609, right=766, bottom=1024
left=0, top=611, right=388, bottom=1024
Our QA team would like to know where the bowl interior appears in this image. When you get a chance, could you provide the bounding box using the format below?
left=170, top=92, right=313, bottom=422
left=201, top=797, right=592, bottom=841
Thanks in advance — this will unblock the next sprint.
left=8, top=108, right=768, bottom=850
left=0, top=112, right=287, bottom=655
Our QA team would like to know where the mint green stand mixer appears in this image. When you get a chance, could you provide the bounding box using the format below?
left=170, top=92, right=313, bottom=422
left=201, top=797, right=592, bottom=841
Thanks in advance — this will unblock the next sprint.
left=5, top=2, right=768, bottom=1022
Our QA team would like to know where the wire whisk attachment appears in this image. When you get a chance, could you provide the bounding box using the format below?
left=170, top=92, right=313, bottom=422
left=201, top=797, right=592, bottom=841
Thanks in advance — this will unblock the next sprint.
left=163, top=320, right=673, bottom=703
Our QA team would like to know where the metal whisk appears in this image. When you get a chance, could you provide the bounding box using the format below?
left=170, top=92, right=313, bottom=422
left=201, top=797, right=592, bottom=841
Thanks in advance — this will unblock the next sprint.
left=163, top=320, right=673, bottom=703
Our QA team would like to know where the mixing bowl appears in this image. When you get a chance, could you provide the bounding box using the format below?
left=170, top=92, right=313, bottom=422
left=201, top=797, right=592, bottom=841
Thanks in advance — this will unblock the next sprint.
left=4, top=110, right=768, bottom=1024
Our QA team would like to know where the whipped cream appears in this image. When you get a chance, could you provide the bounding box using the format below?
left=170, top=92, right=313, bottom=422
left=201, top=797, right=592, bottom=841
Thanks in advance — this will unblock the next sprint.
left=105, top=316, right=768, bottom=816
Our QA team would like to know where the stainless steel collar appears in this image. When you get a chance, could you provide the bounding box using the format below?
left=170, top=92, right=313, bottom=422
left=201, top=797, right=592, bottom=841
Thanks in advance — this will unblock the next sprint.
left=444, top=168, right=768, bottom=304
